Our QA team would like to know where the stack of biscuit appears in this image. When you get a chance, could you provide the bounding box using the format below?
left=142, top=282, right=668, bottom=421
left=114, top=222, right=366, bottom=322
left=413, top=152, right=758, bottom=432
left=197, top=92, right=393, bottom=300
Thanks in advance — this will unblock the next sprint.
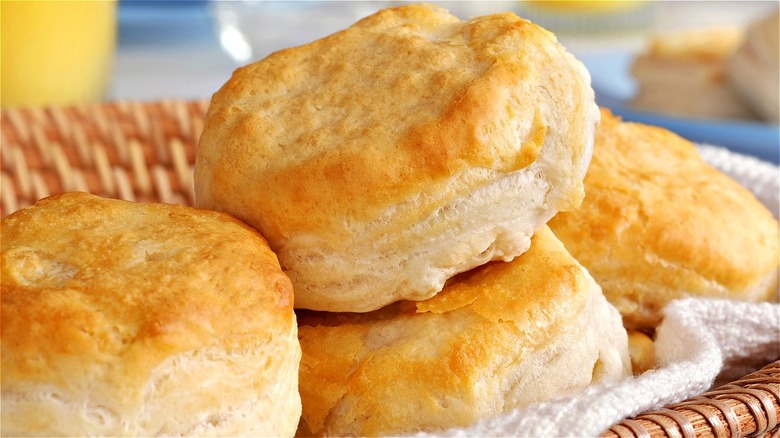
left=194, top=4, right=630, bottom=436
left=2, top=4, right=777, bottom=437
left=630, top=9, right=780, bottom=123
left=629, top=26, right=757, bottom=121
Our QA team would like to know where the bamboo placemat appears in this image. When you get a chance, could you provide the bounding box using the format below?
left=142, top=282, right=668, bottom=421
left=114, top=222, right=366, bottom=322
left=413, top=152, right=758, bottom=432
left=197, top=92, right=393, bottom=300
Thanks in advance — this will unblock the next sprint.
left=1, top=100, right=778, bottom=437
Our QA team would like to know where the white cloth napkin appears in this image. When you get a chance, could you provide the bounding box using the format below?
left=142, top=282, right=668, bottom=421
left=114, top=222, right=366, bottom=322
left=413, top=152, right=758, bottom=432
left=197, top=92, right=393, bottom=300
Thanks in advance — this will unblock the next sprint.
left=420, top=144, right=780, bottom=437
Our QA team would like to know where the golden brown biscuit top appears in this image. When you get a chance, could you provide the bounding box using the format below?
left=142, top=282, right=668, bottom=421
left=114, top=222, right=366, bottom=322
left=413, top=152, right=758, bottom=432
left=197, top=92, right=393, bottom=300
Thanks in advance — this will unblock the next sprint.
left=413, top=226, right=585, bottom=324
left=553, top=109, right=778, bottom=295
left=196, top=3, right=592, bottom=244
left=1, top=193, right=293, bottom=404
left=296, top=226, right=588, bottom=433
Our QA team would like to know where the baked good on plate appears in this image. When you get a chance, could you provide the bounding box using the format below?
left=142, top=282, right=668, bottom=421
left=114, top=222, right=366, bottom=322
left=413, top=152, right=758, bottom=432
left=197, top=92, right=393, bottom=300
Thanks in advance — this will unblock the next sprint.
left=727, top=10, right=780, bottom=123
left=629, top=26, right=758, bottom=121
left=296, top=226, right=630, bottom=436
left=548, top=109, right=779, bottom=331
left=0, top=192, right=301, bottom=436
left=195, top=3, right=599, bottom=312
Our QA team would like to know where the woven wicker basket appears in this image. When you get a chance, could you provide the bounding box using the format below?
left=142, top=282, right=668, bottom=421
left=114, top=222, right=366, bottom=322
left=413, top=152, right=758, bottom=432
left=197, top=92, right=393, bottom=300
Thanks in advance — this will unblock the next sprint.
left=1, top=100, right=778, bottom=437
left=1, top=100, right=207, bottom=215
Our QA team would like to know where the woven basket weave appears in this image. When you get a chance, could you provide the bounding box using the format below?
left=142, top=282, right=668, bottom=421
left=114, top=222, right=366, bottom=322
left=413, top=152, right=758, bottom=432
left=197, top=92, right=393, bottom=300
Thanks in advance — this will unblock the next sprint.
left=1, top=100, right=208, bottom=215
left=1, top=100, right=778, bottom=437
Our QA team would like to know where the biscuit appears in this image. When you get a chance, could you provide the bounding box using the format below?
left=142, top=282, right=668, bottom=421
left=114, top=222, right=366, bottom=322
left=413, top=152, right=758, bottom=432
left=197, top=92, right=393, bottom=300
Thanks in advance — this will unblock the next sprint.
left=195, top=4, right=598, bottom=312
left=549, top=110, right=779, bottom=331
left=296, top=226, right=630, bottom=436
left=1, top=193, right=301, bottom=436
left=727, top=11, right=780, bottom=123
left=627, top=330, right=656, bottom=375
left=630, top=26, right=758, bottom=120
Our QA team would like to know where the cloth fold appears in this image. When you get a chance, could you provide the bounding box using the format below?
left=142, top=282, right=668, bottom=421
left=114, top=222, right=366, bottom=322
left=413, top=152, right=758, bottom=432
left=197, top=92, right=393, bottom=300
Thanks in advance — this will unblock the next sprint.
left=424, top=299, right=779, bottom=437
left=418, top=145, right=780, bottom=437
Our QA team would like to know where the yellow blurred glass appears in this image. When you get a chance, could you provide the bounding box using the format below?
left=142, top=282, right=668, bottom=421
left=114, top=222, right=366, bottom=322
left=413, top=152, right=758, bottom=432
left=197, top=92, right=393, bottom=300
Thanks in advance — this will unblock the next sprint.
left=1, top=0, right=117, bottom=108
left=524, top=1, right=645, bottom=13
left=517, top=0, right=656, bottom=35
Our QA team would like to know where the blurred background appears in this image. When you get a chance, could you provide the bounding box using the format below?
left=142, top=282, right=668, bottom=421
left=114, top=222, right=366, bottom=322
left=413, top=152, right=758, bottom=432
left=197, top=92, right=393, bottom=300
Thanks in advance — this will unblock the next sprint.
left=108, top=0, right=776, bottom=100
left=2, top=0, right=778, bottom=161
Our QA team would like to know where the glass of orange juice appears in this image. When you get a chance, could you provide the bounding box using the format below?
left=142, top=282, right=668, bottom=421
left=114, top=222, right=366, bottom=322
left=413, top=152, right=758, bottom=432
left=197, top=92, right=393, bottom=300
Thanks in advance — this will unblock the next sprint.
left=517, top=0, right=657, bottom=34
left=1, top=0, right=117, bottom=108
